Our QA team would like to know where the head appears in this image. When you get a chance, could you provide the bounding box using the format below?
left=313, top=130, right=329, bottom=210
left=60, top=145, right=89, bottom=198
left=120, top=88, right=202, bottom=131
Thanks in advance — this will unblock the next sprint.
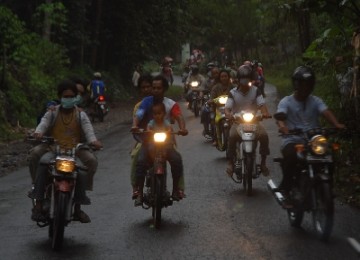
left=252, top=60, right=259, bottom=68
left=236, top=65, right=253, bottom=90
left=292, top=66, right=316, bottom=100
left=57, top=79, right=79, bottom=110
left=69, top=76, right=88, bottom=106
left=152, top=102, right=166, bottom=124
left=210, top=67, right=220, bottom=80
left=93, top=72, right=101, bottom=79
left=219, top=69, right=231, bottom=85
left=152, top=75, right=169, bottom=100
left=190, top=64, right=199, bottom=75
left=243, top=60, right=252, bottom=66
left=137, top=74, right=153, bottom=98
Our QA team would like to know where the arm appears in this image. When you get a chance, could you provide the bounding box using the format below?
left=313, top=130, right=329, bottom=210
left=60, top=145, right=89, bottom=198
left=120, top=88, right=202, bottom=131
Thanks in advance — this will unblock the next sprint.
left=259, top=104, right=271, bottom=118
left=80, top=111, right=103, bottom=149
left=170, top=103, right=188, bottom=135
left=322, top=109, right=346, bottom=129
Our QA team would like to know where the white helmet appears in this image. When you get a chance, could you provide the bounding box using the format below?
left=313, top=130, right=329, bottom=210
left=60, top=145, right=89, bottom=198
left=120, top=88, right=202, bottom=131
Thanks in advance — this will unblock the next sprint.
left=94, top=72, right=102, bottom=78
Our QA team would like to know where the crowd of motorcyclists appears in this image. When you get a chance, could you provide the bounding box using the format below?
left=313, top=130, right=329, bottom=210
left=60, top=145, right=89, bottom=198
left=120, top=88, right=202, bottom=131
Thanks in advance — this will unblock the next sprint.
left=26, top=53, right=347, bottom=246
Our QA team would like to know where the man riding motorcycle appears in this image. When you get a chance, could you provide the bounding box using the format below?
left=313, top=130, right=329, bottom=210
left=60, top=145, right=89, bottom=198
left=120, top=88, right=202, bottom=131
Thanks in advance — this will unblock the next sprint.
left=274, top=66, right=345, bottom=206
left=28, top=79, right=102, bottom=223
left=225, top=65, right=271, bottom=177
left=185, top=64, right=206, bottom=109
left=132, top=75, right=188, bottom=205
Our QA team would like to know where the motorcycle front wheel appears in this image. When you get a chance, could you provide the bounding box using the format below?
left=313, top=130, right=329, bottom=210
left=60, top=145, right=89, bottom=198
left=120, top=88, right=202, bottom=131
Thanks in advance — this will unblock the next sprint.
left=244, top=156, right=253, bottom=196
left=194, top=100, right=199, bottom=117
left=312, top=182, right=334, bottom=241
left=52, top=192, right=69, bottom=250
left=153, top=175, right=163, bottom=229
left=287, top=208, right=304, bottom=228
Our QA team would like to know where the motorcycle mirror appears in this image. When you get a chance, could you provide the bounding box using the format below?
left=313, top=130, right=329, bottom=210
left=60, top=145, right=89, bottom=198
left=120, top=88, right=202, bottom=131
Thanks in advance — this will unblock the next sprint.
left=274, top=112, right=287, bottom=121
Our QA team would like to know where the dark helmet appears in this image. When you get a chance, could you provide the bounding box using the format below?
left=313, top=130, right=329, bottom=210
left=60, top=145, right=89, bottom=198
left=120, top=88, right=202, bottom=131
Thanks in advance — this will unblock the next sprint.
left=237, top=65, right=252, bottom=79
left=190, top=64, right=199, bottom=74
left=292, top=66, right=315, bottom=90
left=252, top=60, right=259, bottom=67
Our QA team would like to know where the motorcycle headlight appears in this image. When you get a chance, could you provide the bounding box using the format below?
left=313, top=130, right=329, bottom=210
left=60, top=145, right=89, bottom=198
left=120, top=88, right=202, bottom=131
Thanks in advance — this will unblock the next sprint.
left=218, top=96, right=228, bottom=105
left=242, top=112, right=254, bottom=122
left=310, top=135, right=328, bottom=155
left=154, top=132, right=167, bottom=143
left=56, top=158, right=76, bottom=173
left=190, top=81, right=199, bottom=87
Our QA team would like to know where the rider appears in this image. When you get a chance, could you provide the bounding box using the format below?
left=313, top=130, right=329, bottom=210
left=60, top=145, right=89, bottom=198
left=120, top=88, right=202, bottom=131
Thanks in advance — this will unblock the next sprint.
left=28, top=79, right=103, bottom=223
left=89, top=72, right=106, bottom=100
left=208, top=69, right=236, bottom=145
left=130, top=74, right=153, bottom=199
left=132, top=75, right=188, bottom=205
left=274, top=66, right=345, bottom=204
left=225, top=65, right=271, bottom=177
left=201, top=67, right=220, bottom=138
left=185, top=64, right=206, bottom=109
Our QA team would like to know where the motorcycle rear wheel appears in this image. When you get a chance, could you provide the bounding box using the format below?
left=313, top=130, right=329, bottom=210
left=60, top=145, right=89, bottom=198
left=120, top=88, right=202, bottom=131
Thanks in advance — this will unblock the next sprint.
left=52, top=192, right=69, bottom=250
left=97, top=105, right=104, bottom=122
left=312, top=183, right=334, bottom=241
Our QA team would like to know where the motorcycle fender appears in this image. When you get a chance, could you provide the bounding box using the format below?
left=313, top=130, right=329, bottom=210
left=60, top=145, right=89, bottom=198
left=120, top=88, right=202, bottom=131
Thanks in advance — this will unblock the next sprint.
left=54, top=180, right=74, bottom=192
left=317, top=173, right=331, bottom=182
left=243, top=140, right=253, bottom=153
left=241, top=132, right=254, bottom=141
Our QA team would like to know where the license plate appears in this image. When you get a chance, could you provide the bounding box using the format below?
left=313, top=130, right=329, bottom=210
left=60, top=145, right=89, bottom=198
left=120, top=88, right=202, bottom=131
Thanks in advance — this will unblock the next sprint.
left=97, top=101, right=106, bottom=105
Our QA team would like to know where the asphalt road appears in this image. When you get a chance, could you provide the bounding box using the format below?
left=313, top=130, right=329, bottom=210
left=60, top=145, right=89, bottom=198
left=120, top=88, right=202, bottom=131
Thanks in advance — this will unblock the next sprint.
left=0, top=83, right=360, bottom=259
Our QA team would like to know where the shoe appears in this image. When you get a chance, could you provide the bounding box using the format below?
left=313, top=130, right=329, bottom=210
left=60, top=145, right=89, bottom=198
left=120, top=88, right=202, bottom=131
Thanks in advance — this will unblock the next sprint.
left=281, top=197, right=294, bottom=209
left=172, top=190, right=185, bottom=201
left=31, top=207, right=46, bottom=222
left=212, top=141, right=217, bottom=146
left=73, top=210, right=91, bottom=223
left=260, top=165, right=270, bottom=176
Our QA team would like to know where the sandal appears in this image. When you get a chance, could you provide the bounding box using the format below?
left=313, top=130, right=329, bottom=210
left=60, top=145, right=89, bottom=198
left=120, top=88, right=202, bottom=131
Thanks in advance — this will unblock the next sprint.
left=226, top=167, right=234, bottom=177
left=172, top=190, right=185, bottom=201
left=134, top=195, right=143, bottom=207
left=132, top=190, right=140, bottom=200
left=31, top=207, right=46, bottom=222
left=261, top=165, right=270, bottom=176
left=73, top=210, right=91, bottom=223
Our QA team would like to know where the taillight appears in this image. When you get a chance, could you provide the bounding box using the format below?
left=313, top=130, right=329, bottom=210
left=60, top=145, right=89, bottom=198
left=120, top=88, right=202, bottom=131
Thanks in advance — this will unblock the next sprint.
left=99, top=95, right=105, bottom=101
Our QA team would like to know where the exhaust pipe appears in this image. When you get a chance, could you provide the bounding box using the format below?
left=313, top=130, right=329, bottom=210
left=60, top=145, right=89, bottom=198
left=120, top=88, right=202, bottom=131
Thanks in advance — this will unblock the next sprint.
left=267, top=179, right=285, bottom=206
left=347, top=237, right=360, bottom=256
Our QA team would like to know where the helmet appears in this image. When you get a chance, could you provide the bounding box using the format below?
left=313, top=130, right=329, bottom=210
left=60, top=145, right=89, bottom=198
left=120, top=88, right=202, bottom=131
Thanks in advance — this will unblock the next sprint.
left=292, top=66, right=315, bottom=90
left=237, top=65, right=252, bottom=79
left=94, top=72, right=102, bottom=78
left=252, top=60, right=259, bottom=66
left=190, top=64, right=199, bottom=74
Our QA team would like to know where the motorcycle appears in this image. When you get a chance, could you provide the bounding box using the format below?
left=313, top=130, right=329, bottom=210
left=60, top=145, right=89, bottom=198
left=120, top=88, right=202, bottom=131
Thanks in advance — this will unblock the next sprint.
left=133, top=130, right=185, bottom=229
left=231, top=110, right=269, bottom=196
left=213, top=95, right=230, bottom=153
left=188, top=81, right=202, bottom=117
left=92, top=95, right=108, bottom=122
left=267, top=117, right=340, bottom=241
left=28, top=136, right=93, bottom=250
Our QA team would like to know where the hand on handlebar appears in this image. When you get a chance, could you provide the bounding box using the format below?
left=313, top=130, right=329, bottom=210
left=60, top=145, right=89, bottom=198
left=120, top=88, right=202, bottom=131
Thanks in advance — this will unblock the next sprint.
left=178, top=129, right=188, bottom=136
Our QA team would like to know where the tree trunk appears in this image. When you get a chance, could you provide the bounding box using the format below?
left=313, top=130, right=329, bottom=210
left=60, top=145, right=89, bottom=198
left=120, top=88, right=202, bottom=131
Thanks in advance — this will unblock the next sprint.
left=91, top=0, right=103, bottom=68
left=43, top=0, right=52, bottom=41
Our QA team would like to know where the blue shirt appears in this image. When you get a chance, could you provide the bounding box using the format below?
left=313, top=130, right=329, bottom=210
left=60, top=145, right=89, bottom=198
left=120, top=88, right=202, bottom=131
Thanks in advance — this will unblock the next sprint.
left=91, top=80, right=105, bottom=97
left=277, top=94, right=328, bottom=148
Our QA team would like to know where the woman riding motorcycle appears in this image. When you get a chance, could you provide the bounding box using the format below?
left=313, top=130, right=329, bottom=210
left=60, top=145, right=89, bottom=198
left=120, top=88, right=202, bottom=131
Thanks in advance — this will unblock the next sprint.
left=208, top=69, right=236, bottom=146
